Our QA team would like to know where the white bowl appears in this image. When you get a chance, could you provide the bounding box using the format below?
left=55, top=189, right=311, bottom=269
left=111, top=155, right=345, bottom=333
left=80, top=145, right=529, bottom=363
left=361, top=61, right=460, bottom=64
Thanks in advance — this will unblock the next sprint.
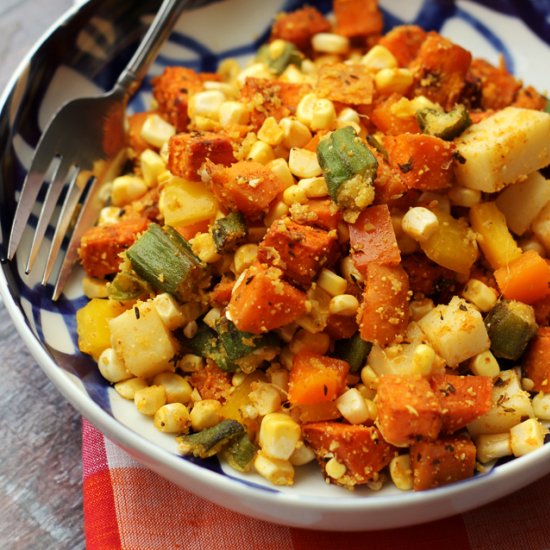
left=1, top=0, right=550, bottom=531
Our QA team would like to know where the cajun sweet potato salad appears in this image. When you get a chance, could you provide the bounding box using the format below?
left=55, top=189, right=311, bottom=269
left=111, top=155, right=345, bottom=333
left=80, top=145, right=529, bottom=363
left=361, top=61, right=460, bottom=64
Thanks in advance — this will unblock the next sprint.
left=76, top=0, right=550, bottom=492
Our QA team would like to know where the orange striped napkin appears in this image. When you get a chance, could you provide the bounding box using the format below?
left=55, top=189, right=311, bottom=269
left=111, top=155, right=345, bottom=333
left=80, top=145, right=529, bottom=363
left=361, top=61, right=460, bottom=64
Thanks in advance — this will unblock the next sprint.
left=82, top=419, right=550, bottom=549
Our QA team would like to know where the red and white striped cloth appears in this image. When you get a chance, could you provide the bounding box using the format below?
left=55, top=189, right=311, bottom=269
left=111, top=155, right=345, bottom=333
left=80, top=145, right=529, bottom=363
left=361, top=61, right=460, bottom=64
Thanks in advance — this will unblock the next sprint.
left=82, top=419, right=550, bottom=549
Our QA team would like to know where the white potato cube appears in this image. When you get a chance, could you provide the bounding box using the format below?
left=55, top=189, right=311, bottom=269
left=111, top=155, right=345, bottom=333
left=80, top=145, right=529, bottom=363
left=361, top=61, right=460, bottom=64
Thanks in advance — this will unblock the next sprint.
left=510, top=418, right=547, bottom=457
left=467, top=369, right=534, bottom=437
left=496, top=171, right=550, bottom=235
left=110, top=301, right=179, bottom=378
left=417, top=296, right=490, bottom=367
left=454, top=107, right=550, bottom=192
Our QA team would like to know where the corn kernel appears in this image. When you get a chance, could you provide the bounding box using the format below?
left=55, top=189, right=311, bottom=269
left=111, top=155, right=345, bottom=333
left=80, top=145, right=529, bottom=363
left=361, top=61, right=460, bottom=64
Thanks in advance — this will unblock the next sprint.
left=462, top=279, right=498, bottom=313
left=134, top=385, right=166, bottom=416
left=140, top=113, right=176, bottom=148
left=203, top=80, right=239, bottom=98
left=476, top=432, right=512, bottom=463
left=114, top=377, right=148, bottom=400
left=268, top=157, right=295, bottom=189
left=361, top=45, right=398, bottom=71
left=236, top=62, right=273, bottom=85
left=279, top=117, right=312, bottom=149
left=190, top=399, right=222, bottom=431
left=219, top=100, right=249, bottom=128
left=280, top=64, right=305, bottom=84
left=311, top=98, right=337, bottom=131
left=97, top=205, right=122, bottom=226
left=259, top=412, right=301, bottom=460
left=254, top=451, right=294, bottom=485
left=389, top=455, right=413, bottom=491
left=340, top=256, right=364, bottom=285
left=335, top=388, right=370, bottom=424
left=217, top=58, right=241, bottom=83
left=337, top=107, right=361, bottom=128
left=532, top=392, right=550, bottom=420
left=325, top=457, right=347, bottom=479
left=289, top=441, right=315, bottom=466
left=510, top=418, right=547, bottom=456
left=401, top=207, right=439, bottom=242
left=410, top=95, right=440, bottom=112
left=258, top=116, right=285, bottom=146
left=98, top=348, right=131, bottom=383
left=247, top=140, right=275, bottom=164
left=264, top=200, right=290, bottom=227
left=154, top=403, right=191, bottom=433
left=188, top=90, right=225, bottom=121
left=411, top=344, right=436, bottom=376
left=110, top=175, right=148, bottom=207
left=153, top=293, right=186, bottom=330
left=153, top=372, right=192, bottom=404
left=374, top=68, right=414, bottom=95
left=522, top=377, right=535, bottom=392
left=283, top=184, right=308, bottom=205
left=183, top=321, right=198, bottom=339
left=298, top=176, right=328, bottom=198
left=191, top=232, right=221, bottom=264
left=82, top=276, right=109, bottom=299
left=296, top=93, right=318, bottom=127
left=289, top=328, right=330, bottom=355
left=390, top=97, right=415, bottom=118
left=178, top=353, right=204, bottom=372
left=317, top=268, right=347, bottom=296
left=312, top=33, right=350, bottom=55
left=449, top=186, right=482, bottom=207
left=249, top=382, right=282, bottom=416
left=470, top=350, right=500, bottom=378
left=233, top=243, right=259, bottom=275
left=329, top=294, right=359, bottom=317
left=140, top=149, right=165, bottom=188
left=361, top=365, right=379, bottom=389
left=267, top=367, right=289, bottom=393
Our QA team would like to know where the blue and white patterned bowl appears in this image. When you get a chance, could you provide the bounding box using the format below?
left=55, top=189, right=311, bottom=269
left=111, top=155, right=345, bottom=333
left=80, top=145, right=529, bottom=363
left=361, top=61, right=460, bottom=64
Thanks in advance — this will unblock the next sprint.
left=1, top=0, right=550, bottom=531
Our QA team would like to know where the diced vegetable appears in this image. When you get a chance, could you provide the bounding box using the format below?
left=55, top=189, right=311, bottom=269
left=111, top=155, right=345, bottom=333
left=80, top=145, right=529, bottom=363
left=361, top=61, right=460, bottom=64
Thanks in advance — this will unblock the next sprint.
left=228, top=263, right=308, bottom=334
left=316, top=63, right=375, bottom=106
left=430, top=374, right=493, bottom=433
left=410, top=436, right=476, bottom=491
left=288, top=351, right=349, bottom=405
left=302, top=422, right=394, bottom=488
left=256, top=40, right=303, bottom=75
left=333, top=332, right=372, bottom=373
left=522, top=328, right=550, bottom=393
left=454, top=107, right=550, bottom=192
left=417, top=296, right=490, bottom=367
left=76, top=299, right=128, bottom=360
left=358, top=263, right=410, bottom=347
left=211, top=212, right=248, bottom=253
left=178, top=419, right=245, bottom=458
left=469, top=201, right=522, bottom=270
left=349, top=204, right=401, bottom=275
left=416, top=105, right=471, bottom=140
left=109, top=300, right=180, bottom=378
left=333, top=0, right=383, bottom=39
left=269, top=6, right=330, bottom=50
left=221, top=432, right=258, bottom=472
left=484, top=300, right=538, bottom=361
left=126, top=223, right=210, bottom=303
left=493, top=250, right=550, bottom=304
left=317, top=126, right=378, bottom=222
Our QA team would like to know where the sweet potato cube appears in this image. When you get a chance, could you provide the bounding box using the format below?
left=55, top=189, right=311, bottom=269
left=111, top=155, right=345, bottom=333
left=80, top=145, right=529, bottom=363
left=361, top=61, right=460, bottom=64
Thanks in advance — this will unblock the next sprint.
left=524, top=328, right=550, bottom=393
left=288, top=352, right=349, bottom=405
left=410, top=436, right=476, bottom=490
left=410, top=34, right=472, bottom=109
left=240, top=78, right=310, bottom=130
left=358, top=263, right=410, bottom=346
left=333, top=0, right=384, bottom=39
left=377, top=25, right=428, bottom=67
left=228, top=263, right=307, bottom=334
left=302, top=422, right=394, bottom=488
left=349, top=204, right=401, bottom=276
left=385, top=134, right=454, bottom=191
left=430, top=374, right=493, bottom=433
left=375, top=374, right=442, bottom=447
left=269, top=6, right=331, bottom=50
left=290, top=199, right=342, bottom=231
left=208, top=160, right=286, bottom=221
left=371, top=94, right=421, bottom=136
left=258, top=217, right=338, bottom=288
left=316, top=63, right=375, bottom=106
left=79, top=218, right=149, bottom=278
left=168, top=132, right=235, bottom=181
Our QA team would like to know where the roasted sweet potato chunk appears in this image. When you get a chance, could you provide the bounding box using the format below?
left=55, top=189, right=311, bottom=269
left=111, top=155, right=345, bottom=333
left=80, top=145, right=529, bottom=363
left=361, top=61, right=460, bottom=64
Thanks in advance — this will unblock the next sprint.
left=270, top=6, right=331, bottom=50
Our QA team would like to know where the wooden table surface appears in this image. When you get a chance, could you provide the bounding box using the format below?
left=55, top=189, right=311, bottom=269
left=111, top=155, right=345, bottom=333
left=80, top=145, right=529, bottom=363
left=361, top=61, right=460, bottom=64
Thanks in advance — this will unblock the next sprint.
left=0, top=2, right=84, bottom=548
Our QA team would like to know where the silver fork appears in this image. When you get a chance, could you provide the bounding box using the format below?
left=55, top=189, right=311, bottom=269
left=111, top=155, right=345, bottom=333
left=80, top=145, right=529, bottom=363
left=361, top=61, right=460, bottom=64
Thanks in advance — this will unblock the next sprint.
left=8, top=0, right=198, bottom=300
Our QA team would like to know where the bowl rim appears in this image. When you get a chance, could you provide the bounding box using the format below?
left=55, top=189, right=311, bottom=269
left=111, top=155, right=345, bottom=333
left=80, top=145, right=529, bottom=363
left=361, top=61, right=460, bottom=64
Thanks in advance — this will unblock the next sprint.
left=2, top=0, right=550, bottom=531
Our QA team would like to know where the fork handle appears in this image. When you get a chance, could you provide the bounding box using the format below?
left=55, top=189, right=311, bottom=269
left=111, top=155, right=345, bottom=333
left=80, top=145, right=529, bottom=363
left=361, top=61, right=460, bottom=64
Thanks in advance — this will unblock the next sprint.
left=113, top=0, right=188, bottom=96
